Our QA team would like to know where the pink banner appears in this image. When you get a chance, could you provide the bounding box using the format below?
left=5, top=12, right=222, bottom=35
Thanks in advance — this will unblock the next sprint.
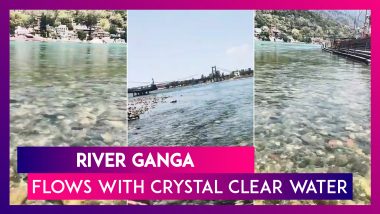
left=18, top=147, right=255, bottom=173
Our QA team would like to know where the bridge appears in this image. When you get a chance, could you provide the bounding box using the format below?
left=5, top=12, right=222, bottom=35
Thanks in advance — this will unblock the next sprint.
left=322, top=37, right=371, bottom=64
left=128, top=66, right=253, bottom=97
left=128, top=84, right=158, bottom=97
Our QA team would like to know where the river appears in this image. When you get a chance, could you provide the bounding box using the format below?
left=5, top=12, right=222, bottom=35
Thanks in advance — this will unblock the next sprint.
left=10, top=41, right=126, bottom=204
left=128, top=78, right=254, bottom=147
left=255, top=41, right=370, bottom=204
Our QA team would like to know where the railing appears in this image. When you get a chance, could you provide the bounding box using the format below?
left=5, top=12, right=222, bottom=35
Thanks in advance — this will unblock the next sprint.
left=333, top=38, right=371, bottom=51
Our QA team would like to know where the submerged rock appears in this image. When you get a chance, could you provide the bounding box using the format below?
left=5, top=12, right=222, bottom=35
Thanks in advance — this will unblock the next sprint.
left=10, top=181, right=27, bottom=205
left=62, top=200, right=86, bottom=205
left=255, top=143, right=265, bottom=152
left=335, top=154, right=349, bottom=167
left=106, top=120, right=124, bottom=129
left=79, top=117, right=96, bottom=127
left=128, top=200, right=147, bottom=205
left=315, top=150, right=325, bottom=156
left=355, top=177, right=371, bottom=199
left=327, top=166, right=342, bottom=173
left=57, top=115, right=65, bottom=120
left=351, top=159, right=369, bottom=177
left=300, top=133, right=323, bottom=145
left=345, top=124, right=362, bottom=132
left=314, top=157, right=325, bottom=168
left=345, top=138, right=356, bottom=148
left=326, top=139, right=343, bottom=150
left=101, top=132, right=113, bottom=144
left=298, top=158, right=311, bottom=168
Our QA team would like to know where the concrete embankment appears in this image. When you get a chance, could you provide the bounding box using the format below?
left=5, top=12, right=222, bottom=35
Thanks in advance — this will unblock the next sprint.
left=322, top=47, right=371, bottom=64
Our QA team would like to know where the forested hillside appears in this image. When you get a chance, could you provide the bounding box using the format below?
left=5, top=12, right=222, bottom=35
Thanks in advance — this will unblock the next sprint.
left=255, top=10, right=355, bottom=42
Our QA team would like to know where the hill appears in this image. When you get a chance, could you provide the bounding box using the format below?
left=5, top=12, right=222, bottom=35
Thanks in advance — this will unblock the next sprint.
left=255, top=10, right=357, bottom=43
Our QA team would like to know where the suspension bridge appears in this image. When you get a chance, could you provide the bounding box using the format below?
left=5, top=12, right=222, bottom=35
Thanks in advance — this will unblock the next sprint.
left=128, top=66, right=247, bottom=97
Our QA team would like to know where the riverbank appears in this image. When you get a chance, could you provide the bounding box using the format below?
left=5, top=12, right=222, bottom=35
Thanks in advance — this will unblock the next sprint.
left=128, top=96, right=171, bottom=121
left=255, top=39, right=322, bottom=47
left=10, top=36, right=126, bottom=44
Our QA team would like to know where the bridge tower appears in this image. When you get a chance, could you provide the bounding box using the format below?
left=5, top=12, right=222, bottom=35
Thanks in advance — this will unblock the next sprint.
left=211, top=66, right=217, bottom=82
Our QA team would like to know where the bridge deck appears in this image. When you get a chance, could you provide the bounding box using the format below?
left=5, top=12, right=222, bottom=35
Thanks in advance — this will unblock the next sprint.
left=128, top=84, right=158, bottom=97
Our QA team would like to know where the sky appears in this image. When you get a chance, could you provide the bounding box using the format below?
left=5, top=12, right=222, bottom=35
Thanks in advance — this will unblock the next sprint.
left=128, top=10, right=253, bottom=87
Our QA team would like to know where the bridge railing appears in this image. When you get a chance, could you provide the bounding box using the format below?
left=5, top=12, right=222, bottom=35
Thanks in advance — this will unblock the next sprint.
left=333, top=38, right=371, bottom=51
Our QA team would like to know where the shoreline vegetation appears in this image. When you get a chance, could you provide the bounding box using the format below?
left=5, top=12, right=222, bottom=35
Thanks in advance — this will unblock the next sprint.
left=10, top=10, right=127, bottom=44
left=255, top=10, right=368, bottom=45
left=10, top=36, right=126, bottom=44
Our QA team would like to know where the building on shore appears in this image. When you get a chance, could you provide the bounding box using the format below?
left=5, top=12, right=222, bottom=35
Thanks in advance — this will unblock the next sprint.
left=11, top=16, right=126, bottom=43
left=14, top=26, right=29, bottom=36
left=55, top=25, right=69, bottom=39
left=232, top=71, right=241, bottom=78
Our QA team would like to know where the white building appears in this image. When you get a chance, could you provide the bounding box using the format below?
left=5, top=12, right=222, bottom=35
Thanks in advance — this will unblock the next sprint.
left=56, top=25, right=69, bottom=38
left=74, top=24, right=88, bottom=31
left=232, top=71, right=241, bottom=78
left=15, top=26, right=29, bottom=36
left=254, top=28, right=262, bottom=37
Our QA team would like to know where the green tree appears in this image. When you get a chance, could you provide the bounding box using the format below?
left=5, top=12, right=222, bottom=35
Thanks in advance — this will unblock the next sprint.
left=39, top=14, right=48, bottom=38
left=279, top=33, right=290, bottom=42
left=120, top=31, right=126, bottom=42
left=74, top=11, right=87, bottom=25
left=59, top=17, right=73, bottom=30
left=56, top=11, right=72, bottom=29
left=77, top=31, right=87, bottom=41
left=315, top=26, right=324, bottom=37
left=300, top=26, right=312, bottom=38
left=84, top=13, right=98, bottom=40
left=109, top=13, right=124, bottom=28
left=10, top=25, right=16, bottom=35
left=109, top=24, right=118, bottom=35
left=260, top=31, right=270, bottom=41
left=45, top=13, right=56, bottom=26
left=304, top=37, right=312, bottom=43
left=10, top=12, right=32, bottom=35
left=99, top=18, right=110, bottom=31
left=291, top=28, right=301, bottom=41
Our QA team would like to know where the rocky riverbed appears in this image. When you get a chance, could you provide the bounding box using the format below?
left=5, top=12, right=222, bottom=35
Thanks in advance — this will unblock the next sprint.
left=128, top=79, right=254, bottom=147
left=128, top=95, right=170, bottom=121
left=127, top=79, right=254, bottom=205
left=10, top=85, right=127, bottom=206
left=10, top=41, right=126, bottom=205
left=254, top=41, right=371, bottom=205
